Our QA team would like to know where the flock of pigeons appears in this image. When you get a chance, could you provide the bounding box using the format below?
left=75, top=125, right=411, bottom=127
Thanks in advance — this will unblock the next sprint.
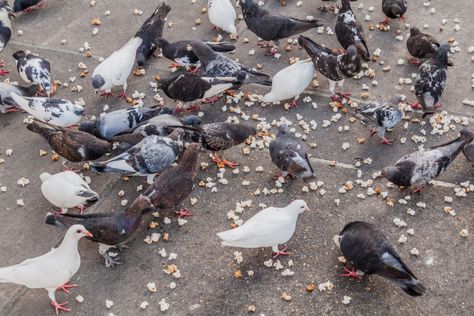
left=0, top=0, right=473, bottom=314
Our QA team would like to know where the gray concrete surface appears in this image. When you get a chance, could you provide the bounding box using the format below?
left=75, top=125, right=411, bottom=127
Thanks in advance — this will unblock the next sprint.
left=0, top=0, right=473, bottom=315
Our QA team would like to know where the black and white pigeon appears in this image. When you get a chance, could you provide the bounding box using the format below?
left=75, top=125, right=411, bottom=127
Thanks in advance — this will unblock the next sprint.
left=79, top=106, right=171, bottom=140
left=269, top=124, right=315, bottom=180
left=355, top=96, right=404, bottom=145
left=45, top=195, right=153, bottom=268
left=92, top=2, right=170, bottom=98
left=13, top=50, right=51, bottom=96
left=381, top=0, right=407, bottom=26
left=135, top=2, right=171, bottom=68
left=27, top=120, right=112, bottom=162
left=0, top=0, right=13, bottom=56
left=298, top=35, right=361, bottom=102
left=463, top=143, right=474, bottom=163
left=189, top=39, right=272, bottom=86
left=156, top=72, right=241, bottom=111
left=411, top=44, right=449, bottom=117
left=406, top=27, right=453, bottom=66
left=335, top=0, right=370, bottom=61
left=0, top=82, right=37, bottom=113
left=239, top=0, right=324, bottom=54
left=13, top=0, right=47, bottom=12
left=11, top=92, right=84, bottom=127
left=335, top=221, right=426, bottom=296
left=90, top=129, right=185, bottom=184
left=155, top=38, right=235, bottom=70
left=382, top=128, right=474, bottom=193
left=171, top=122, right=256, bottom=168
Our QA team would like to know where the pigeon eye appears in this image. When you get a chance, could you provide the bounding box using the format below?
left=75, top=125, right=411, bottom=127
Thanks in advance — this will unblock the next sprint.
left=76, top=229, right=82, bottom=233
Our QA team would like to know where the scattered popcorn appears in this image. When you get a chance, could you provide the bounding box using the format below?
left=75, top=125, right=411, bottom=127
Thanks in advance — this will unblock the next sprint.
left=140, top=301, right=149, bottom=310
left=75, top=295, right=84, bottom=303
left=460, top=229, right=469, bottom=237
left=159, top=299, right=170, bottom=311
left=318, top=281, right=334, bottom=292
left=105, top=300, right=114, bottom=309
left=342, top=296, right=352, bottom=305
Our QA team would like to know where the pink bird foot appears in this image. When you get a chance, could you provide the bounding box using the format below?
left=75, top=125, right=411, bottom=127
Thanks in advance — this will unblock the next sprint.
left=77, top=204, right=87, bottom=214
left=338, top=91, right=351, bottom=100
left=100, top=91, right=114, bottom=98
left=168, top=62, right=181, bottom=69
left=176, top=208, right=192, bottom=218
left=187, top=66, right=200, bottom=74
left=340, top=266, right=362, bottom=279
left=58, top=282, right=78, bottom=294
left=380, top=137, right=394, bottom=145
left=50, top=300, right=71, bottom=315
left=117, top=90, right=128, bottom=100
left=272, top=246, right=290, bottom=259
left=410, top=102, right=423, bottom=110
left=434, top=102, right=443, bottom=109
left=5, top=107, right=22, bottom=113
left=370, top=128, right=377, bottom=137
left=379, top=17, right=390, bottom=26
left=411, top=186, right=423, bottom=194
left=288, top=100, right=298, bottom=108
left=331, top=94, right=342, bottom=102
left=408, top=57, right=421, bottom=65
left=202, top=95, right=220, bottom=104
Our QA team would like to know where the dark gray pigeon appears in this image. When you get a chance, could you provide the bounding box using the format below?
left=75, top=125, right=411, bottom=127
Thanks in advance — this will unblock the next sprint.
left=13, top=0, right=46, bottom=12
left=336, top=221, right=426, bottom=297
left=239, top=0, right=323, bottom=54
left=0, top=82, right=37, bottom=113
left=0, top=1, right=14, bottom=56
left=269, top=124, right=315, bottom=180
left=155, top=38, right=235, bottom=69
left=406, top=28, right=453, bottom=66
left=412, top=44, right=449, bottom=117
left=382, top=128, right=474, bottom=193
left=381, top=0, right=407, bottom=26
left=189, top=40, right=272, bottom=86
left=79, top=106, right=171, bottom=140
left=90, top=129, right=185, bottom=184
left=298, top=35, right=361, bottom=102
left=335, top=0, right=370, bottom=61
left=355, top=96, right=404, bottom=145
left=462, top=143, right=474, bottom=163
left=45, top=195, right=153, bottom=268
left=13, top=50, right=51, bottom=96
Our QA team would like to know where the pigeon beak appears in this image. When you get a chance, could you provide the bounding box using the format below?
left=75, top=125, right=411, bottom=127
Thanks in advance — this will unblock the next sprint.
left=304, top=206, right=310, bottom=212
left=84, top=230, right=93, bottom=238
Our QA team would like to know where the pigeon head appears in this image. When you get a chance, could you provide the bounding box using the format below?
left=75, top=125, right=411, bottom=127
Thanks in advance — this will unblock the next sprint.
left=92, top=74, right=106, bottom=91
left=181, top=115, right=201, bottom=126
left=340, top=45, right=362, bottom=77
left=381, top=166, right=401, bottom=183
left=459, top=128, right=474, bottom=144
left=130, top=195, right=154, bottom=214
left=409, top=27, right=421, bottom=36
left=79, top=120, right=99, bottom=137
left=435, top=44, right=450, bottom=66
left=178, top=142, right=200, bottom=173
left=67, top=224, right=93, bottom=240
left=12, top=50, right=26, bottom=61
left=389, top=4, right=403, bottom=18
left=39, top=172, right=52, bottom=182
left=287, top=200, right=310, bottom=215
left=229, top=123, right=256, bottom=145
left=277, top=124, right=290, bottom=135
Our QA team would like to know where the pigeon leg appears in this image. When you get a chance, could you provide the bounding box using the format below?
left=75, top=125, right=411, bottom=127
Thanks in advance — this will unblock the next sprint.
left=0, top=69, right=9, bottom=76
left=58, top=282, right=78, bottom=294
left=202, top=95, right=220, bottom=104
left=76, top=204, right=86, bottom=214
left=50, top=300, right=71, bottom=315
left=211, top=153, right=239, bottom=169
left=5, top=107, right=22, bottom=113
left=370, top=128, right=377, bottom=137
left=380, top=137, right=394, bottom=145
left=258, top=41, right=273, bottom=48
left=211, top=25, right=221, bottom=31
left=62, top=164, right=81, bottom=173
left=340, top=266, right=362, bottom=279
left=398, top=16, right=406, bottom=22
left=408, top=57, right=421, bottom=65
left=168, top=62, right=182, bottom=69
left=102, top=251, right=122, bottom=268
left=176, top=208, right=192, bottom=218
left=187, top=66, right=200, bottom=74
left=272, top=245, right=290, bottom=259
left=411, top=186, right=423, bottom=194
left=288, top=98, right=299, bottom=108
left=338, top=91, right=351, bottom=100
left=379, top=17, right=390, bottom=26
left=117, top=90, right=128, bottom=100
left=434, top=102, right=443, bottom=109
left=274, top=171, right=289, bottom=181
left=410, top=102, right=423, bottom=110
left=24, top=7, right=35, bottom=13
left=100, top=91, right=114, bottom=98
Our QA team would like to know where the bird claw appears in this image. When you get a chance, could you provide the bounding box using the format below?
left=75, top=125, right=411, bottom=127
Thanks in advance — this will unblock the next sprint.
left=5, top=107, right=22, bottom=113
left=272, top=246, right=290, bottom=259
left=213, top=157, right=239, bottom=169
left=187, top=66, right=200, bottom=74
left=287, top=100, right=298, bottom=108
left=58, top=282, right=77, bottom=294
left=434, top=102, right=443, bottom=109
left=50, top=300, right=71, bottom=315
left=380, top=137, right=394, bottom=145
left=408, top=57, right=421, bottom=65
left=76, top=204, right=86, bottom=214
left=117, top=91, right=128, bottom=100
left=370, top=128, right=377, bottom=137
left=100, top=91, right=114, bottom=98
left=410, top=102, right=423, bottom=110
left=103, top=252, right=122, bottom=268
left=258, top=41, right=273, bottom=48
left=379, top=17, right=390, bottom=26
left=176, top=208, right=192, bottom=218
left=0, top=69, right=9, bottom=76
left=62, top=165, right=81, bottom=173
left=202, top=96, right=220, bottom=104
left=331, top=94, right=342, bottom=102
left=340, top=266, right=362, bottom=279
left=411, top=187, right=423, bottom=194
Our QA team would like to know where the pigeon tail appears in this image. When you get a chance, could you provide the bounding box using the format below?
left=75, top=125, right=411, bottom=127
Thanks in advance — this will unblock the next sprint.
left=395, top=278, right=427, bottom=297
left=135, top=2, right=171, bottom=41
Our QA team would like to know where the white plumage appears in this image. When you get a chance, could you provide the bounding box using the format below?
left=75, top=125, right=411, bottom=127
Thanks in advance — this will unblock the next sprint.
left=0, top=225, right=92, bottom=314
left=263, top=59, right=314, bottom=104
left=40, top=171, right=99, bottom=213
left=208, top=0, right=237, bottom=35
left=216, top=200, right=308, bottom=253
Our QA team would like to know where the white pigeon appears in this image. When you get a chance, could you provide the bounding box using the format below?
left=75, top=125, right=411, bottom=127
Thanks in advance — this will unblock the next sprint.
left=10, top=92, right=84, bottom=127
left=0, top=225, right=92, bottom=315
left=216, top=200, right=309, bottom=257
left=208, top=0, right=237, bottom=35
left=263, top=59, right=314, bottom=107
left=40, top=171, right=99, bottom=214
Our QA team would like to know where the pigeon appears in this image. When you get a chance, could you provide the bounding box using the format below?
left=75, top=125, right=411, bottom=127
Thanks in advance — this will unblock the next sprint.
left=92, top=2, right=170, bottom=98
left=411, top=44, right=449, bottom=117
left=239, top=0, right=324, bottom=54
left=189, top=39, right=272, bottom=86
left=269, top=124, right=315, bottom=180
left=0, top=1, right=13, bottom=57
left=262, top=59, right=314, bottom=108
left=463, top=143, right=474, bottom=163
left=13, top=0, right=47, bottom=12
left=143, top=142, right=200, bottom=218
left=135, top=2, right=170, bottom=68
left=155, top=38, right=235, bottom=70
left=45, top=195, right=153, bottom=268
left=11, top=92, right=84, bottom=127
left=216, top=200, right=309, bottom=258
left=113, top=113, right=201, bottom=146
left=78, top=106, right=171, bottom=140
left=40, top=171, right=99, bottom=214
left=382, top=128, right=474, bottom=193
left=406, top=27, right=453, bottom=66
left=0, top=225, right=92, bottom=314
left=173, top=122, right=256, bottom=168
left=27, top=121, right=112, bottom=162
left=355, top=96, right=404, bottom=145
left=298, top=35, right=361, bottom=102
left=156, top=72, right=241, bottom=111
left=0, top=82, right=37, bottom=113
left=13, top=50, right=51, bottom=96
left=90, top=129, right=185, bottom=184
left=335, top=221, right=426, bottom=296
left=381, top=0, right=407, bottom=26
left=208, top=0, right=237, bottom=35
left=335, top=0, right=370, bottom=61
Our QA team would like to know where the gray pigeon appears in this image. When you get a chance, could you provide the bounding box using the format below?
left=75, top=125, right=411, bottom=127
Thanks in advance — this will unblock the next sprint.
left=298, top=35, right=361, bottom=102
left=189, top=40, right=272, bottom=86
left=382, top=128, right=474, bottom=193
left=462, top=143, right=474, bottom=163
left=412, top=44, right=449, bottom=118
left=406, top=28, right=453, bottom=66
left=336, top=221, right=426, bottom=296
left=269, top=124, right=315, bottom=180
left=381, top=0, right=407, bottom=26
left=355, top=96, right=404, bottom=145
left=79, top=107, right=172, bottom=140
left=13, top=50, right=51, bottom=96
left=90, top=129, right=185, bottom=184
left=0, top=1, right=14, bottom=56
left=0, top=82, right=37, bottom=113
